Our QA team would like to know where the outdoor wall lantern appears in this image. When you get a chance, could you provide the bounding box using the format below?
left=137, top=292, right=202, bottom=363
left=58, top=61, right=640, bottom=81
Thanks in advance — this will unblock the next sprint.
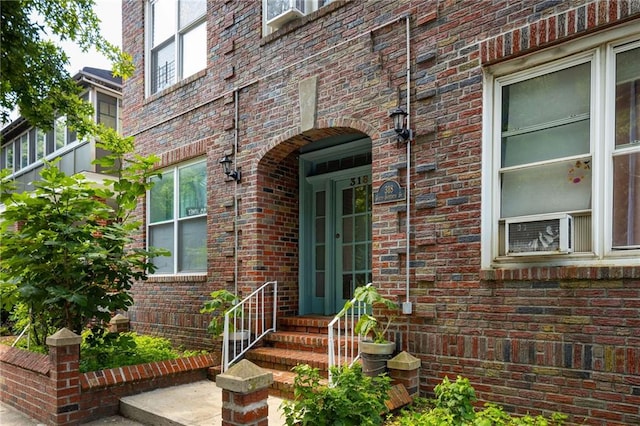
left=389, top=107, right=413, bottom=143
left=219, top=154, right=241, bottom=182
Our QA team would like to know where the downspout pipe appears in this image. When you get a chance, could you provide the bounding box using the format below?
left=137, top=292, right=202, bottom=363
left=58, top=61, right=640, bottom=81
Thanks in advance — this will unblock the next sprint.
left=234, top=89, right=239, bottom=296
left=402, top=15, right=413, bottom=315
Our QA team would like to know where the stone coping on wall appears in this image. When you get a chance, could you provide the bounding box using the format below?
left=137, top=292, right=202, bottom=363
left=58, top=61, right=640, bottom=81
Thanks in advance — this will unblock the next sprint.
left=0, top=344, right=50, bottom=375
left=81, top=353, right=216, bottom=390
left=0, top=343, right=216, bottom=389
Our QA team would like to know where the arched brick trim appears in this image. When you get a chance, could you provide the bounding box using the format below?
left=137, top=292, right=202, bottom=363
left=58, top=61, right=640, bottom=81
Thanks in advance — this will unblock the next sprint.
left=480, top=0, right=640, bottom=65
left=156, top=136, right=214, bottom=168
left=254, top=116, right=378, bottom=165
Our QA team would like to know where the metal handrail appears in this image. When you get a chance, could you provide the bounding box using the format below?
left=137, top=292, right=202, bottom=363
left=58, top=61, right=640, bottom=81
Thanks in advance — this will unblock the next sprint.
left=327, top=283, right=372, bottom=383
left=221, top=280, right=278, bottom=372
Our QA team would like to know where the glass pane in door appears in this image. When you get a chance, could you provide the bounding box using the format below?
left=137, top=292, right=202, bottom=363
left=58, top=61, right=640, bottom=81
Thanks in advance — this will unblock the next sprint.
left=339, top=177, right=372, bottom=302
left=314, top=190, right=326, bottom=298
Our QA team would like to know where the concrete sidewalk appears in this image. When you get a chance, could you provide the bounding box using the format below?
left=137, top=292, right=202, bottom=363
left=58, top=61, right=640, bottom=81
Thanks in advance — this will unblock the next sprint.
left=1, top=380, right=288, bottom=426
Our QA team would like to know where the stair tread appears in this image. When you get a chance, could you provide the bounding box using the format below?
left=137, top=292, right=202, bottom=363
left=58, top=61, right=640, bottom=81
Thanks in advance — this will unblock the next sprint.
left=269, top=330, right=358, bottom=338
left=267, top=367, right=329, bottom=386
left=248, top=346, right=329, bottom=363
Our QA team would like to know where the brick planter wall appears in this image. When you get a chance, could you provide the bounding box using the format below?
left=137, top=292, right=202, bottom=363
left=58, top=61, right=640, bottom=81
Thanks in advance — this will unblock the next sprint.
left=0, top=345, right=54, bottom=424
left=0, top=329, right=216, bottom=425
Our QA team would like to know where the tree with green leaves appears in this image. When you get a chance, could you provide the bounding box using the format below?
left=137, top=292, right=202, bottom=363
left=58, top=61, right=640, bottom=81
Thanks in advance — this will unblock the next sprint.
left=0, top=0, right=162, bottom=348
left=0, top=132, right=167, bottom=347
left=0, top=0, right=133, bottom=133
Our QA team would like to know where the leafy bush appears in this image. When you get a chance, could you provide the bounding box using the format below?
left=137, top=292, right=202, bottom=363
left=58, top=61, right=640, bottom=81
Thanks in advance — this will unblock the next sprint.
left=433, top=375, right=477, bottom=423
left=0, top=135, right=166, bottom=347
left=281, top=363, right=391, bottom=426
left=387, top=376, right=567, bottom=426
left=79, top=328, right=203, bottom=372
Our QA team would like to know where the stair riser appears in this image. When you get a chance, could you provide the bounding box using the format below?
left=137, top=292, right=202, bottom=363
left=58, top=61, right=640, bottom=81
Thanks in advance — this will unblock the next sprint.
left=269, top=342, right=328, bottom=353
left=280, top=326, right=326, bottom=333
left=246, top=355, right=329, bottom=378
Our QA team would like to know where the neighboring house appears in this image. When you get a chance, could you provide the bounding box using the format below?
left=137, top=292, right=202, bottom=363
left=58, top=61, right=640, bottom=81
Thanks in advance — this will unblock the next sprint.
left=0, top=67, right=122, bottom=191
left=122, top=1, right=639, bottom=423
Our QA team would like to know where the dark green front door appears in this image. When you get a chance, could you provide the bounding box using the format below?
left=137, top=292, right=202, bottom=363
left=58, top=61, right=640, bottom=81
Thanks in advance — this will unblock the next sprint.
left=306, top=168, right=372, bottom=315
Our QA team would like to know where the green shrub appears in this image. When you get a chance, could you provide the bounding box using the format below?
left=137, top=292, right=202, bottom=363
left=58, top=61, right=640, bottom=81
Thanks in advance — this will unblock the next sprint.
left=80, top=328, right=188, bottom=372
left=433, top=375, right=477, bottom=423
left=387, top=376, right=567, bottom=426
left=475, top=403, right=567, bottom=425
left=281, top=363, right=391, bottom=426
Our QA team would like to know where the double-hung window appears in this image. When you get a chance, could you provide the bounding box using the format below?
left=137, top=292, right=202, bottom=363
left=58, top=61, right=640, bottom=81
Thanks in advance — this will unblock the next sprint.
left=611, top=43, right=640, bottom=248
left=147, top=0, right=207, bottom=95
left=484, top=31, right=640, bottom=265
left=148, top=160, right=207, bottom=274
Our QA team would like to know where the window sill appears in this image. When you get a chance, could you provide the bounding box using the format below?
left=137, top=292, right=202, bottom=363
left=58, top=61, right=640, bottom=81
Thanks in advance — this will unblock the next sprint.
left=481, top=264, right=640, bottom=281
left=145, top=69, right=207, bottom=103
left=146, top=274, right=207, bottom=283
left=260, top=0, right=348, bottom=45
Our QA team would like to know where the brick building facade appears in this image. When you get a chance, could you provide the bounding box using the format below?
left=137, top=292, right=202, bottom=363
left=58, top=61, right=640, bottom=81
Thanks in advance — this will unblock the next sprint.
left=122, top=1, right=640, bottom=424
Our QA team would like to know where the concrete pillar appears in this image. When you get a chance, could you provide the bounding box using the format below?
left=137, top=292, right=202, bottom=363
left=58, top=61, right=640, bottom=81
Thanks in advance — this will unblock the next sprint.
left=215, top=359, right=273, bottom=426
left=387, top=351, right=421, bottom=399
left=46, top=328, right=82, bottom=425
left=108, top=313, right=130, bottom=333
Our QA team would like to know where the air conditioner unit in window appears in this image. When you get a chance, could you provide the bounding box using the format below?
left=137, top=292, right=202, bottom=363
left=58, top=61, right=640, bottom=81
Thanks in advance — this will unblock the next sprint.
left=505, top=214, right=574, bottom=256
left=266, top=0, right=306, bottom=29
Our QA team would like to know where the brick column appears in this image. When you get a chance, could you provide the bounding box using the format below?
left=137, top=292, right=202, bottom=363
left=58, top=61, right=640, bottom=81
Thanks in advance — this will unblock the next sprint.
left=108, top=313, right=130, bottom=333
left=387, top=351, right=421, bottom=399
left=46, top=328, right=82, bottom=425
left=215, top=359, right=273, bottom=426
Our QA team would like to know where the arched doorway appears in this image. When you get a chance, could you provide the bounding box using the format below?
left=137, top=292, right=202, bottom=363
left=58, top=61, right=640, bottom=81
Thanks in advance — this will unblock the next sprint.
left=298, top=133, right=372, bottom=315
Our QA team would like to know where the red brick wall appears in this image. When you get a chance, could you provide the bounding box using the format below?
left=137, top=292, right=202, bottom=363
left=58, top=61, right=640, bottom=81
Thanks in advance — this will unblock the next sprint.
left=413, top=274, right=640, bottom=424
left=0, top=345, right=55, bottom=424
left=79, top=353, right=215, bottom=422
left=121, top=0, right=640, bottom=423
left=0, top=342, right=215, bottom=424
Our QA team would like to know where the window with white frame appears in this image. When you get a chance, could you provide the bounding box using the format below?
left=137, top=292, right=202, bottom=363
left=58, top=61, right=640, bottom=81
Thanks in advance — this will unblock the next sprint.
left=2, top=141, right=14, bottom=172
left=147, top=0, right=207, bottom=95
left=54, top=116, right=67, bottom=151
left=35, top=129, right=46, bottom=161
left=612, top=43, right=640, bottom=248
left=485, top=33, right=640, bottom=264
left=147, top=160, right=207, bottom=274
left=19, top=133, right=28, bottom=170
left=262, top=0, right=332, bottom=35
left=1, top=128, right=51, bottom=174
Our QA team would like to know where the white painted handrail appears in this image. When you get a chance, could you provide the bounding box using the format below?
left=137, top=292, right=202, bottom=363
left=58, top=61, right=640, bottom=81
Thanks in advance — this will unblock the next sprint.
left=221, top=280, right=278, bottom=372
left=327, top=283, right=372, bottom=383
